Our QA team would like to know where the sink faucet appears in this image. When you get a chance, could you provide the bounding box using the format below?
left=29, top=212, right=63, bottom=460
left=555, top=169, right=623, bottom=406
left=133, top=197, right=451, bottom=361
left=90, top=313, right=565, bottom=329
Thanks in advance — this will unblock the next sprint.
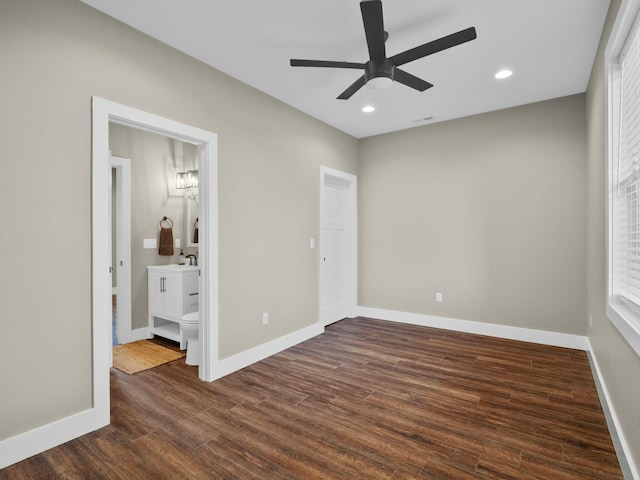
left=185, top=254, right=198, bottom=266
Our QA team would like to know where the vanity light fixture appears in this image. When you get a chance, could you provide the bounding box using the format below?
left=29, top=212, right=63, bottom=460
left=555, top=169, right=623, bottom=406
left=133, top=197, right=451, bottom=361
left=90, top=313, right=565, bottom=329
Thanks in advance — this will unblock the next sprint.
left=176, top=169, right=199, bottom=189
left=495, top=69, right=513, bottom=80
left=186, top=170, right=198, bottom=189
left=176, top=171, right=187, bottom=189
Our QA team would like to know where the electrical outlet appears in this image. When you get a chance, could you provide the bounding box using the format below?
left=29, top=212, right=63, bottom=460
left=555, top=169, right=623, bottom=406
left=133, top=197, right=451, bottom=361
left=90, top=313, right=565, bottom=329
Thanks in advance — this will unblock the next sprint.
left=436, top=292, right=443, bottom=303
left=589, top=314, right=593, bottom=328
left=262, top=312, right=269, bottom=325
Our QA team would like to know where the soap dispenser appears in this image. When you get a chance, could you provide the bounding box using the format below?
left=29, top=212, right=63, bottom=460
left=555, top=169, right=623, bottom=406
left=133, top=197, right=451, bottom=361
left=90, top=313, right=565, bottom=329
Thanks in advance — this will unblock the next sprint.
left=178, top=249, right=185, bottom=265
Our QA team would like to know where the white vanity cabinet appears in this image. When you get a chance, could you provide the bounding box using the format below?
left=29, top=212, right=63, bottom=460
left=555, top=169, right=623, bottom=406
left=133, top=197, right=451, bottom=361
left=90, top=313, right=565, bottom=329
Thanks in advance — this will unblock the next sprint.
left=147, top=265, right=199, bottom=348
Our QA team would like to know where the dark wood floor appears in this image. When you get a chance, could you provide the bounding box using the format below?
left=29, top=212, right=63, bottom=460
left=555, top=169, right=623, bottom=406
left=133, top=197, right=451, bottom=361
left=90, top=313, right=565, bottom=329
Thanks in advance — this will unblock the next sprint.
left=1, top=318, right=623, bottom=479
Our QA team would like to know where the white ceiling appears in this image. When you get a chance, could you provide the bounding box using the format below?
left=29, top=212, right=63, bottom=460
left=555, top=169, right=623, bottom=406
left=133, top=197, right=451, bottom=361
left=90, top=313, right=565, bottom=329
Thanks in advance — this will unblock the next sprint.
left=80, top=0, right=610, bottom=139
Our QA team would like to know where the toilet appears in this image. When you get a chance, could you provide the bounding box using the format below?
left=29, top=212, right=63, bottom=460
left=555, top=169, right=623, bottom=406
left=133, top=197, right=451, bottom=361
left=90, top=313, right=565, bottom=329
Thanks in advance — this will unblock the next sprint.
left=180, top=311, right=200, bottom=366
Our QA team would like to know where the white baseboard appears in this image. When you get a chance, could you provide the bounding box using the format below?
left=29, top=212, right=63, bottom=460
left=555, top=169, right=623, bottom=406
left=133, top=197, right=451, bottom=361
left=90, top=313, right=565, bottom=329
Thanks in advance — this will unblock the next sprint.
left=357, top=306, right=590, bottom=351
left=212, top=322, right=324, bottom=380
left=0, top=408, right=103, bottom=470
left=587, top=340, right=639, bottom=480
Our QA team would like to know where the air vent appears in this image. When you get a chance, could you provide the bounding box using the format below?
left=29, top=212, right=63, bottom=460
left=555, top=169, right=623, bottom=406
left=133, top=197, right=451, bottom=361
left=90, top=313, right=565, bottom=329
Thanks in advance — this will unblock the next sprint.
left=413, top=116, right=434, bottom=123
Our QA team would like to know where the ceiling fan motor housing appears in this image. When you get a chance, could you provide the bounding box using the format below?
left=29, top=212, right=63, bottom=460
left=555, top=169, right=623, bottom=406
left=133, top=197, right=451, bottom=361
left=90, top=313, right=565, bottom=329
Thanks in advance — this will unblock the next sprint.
left=365, top=59, right=395, bottom=82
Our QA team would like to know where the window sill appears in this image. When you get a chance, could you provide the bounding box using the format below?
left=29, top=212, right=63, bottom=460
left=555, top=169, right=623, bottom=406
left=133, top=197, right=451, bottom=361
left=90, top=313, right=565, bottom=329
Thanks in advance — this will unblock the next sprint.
left=607, top=302, right=640, bottom=358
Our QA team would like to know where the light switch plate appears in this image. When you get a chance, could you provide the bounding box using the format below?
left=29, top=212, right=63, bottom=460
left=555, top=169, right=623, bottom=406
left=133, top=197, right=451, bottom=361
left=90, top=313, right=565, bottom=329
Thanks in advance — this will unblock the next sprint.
left=175, top=238, right=181, bottom=248
left=310, top=238, right=315, bottom=249
left=144, top=238, right=157, bottom=249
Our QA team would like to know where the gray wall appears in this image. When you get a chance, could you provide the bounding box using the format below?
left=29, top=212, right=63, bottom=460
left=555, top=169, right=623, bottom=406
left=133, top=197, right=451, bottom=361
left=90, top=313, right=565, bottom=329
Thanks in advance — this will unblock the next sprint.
left=109, top=124, right=199, bottom=331
left=586, top=0, right=640, bottom=472
left=0, top=0, right=358, bottom=441
left=359, top=95, right=587, bottom=335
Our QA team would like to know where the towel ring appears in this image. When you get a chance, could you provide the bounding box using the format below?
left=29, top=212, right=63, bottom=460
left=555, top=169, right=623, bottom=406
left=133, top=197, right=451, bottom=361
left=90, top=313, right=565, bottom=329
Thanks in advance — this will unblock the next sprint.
left=160, top=216, right=173, bottom=228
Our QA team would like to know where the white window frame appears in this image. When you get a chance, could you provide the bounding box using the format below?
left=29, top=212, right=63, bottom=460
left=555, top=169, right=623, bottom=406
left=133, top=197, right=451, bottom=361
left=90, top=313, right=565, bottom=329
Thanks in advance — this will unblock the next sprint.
left=607, top=0, right=640, bottom=358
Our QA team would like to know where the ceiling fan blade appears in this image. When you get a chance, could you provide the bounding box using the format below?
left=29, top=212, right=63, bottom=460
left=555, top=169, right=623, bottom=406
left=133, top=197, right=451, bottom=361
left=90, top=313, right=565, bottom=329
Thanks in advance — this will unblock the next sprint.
left=393, top=69, right=433, bottom=92
left=337, top=75, right=366, bottom=100
left=390, top=27, right=477, bottom=67
left=360, top=0, right=386, bottom=62
left=290, top=59, right=365, bottom=69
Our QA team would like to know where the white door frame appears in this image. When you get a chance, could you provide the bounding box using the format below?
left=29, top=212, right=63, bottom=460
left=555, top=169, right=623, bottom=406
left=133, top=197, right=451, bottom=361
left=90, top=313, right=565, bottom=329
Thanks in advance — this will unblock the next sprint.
left=92, top=97, right=219, bottom=429
left=110, top=155, right=132, bottom=346
left=319, top=166, right=358, bottom=325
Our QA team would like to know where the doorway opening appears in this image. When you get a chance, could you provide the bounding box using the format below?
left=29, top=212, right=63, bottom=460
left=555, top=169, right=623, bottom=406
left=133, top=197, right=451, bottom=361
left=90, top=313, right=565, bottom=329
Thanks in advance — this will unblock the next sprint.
left=319, top=166, right=358, bottom=326
left=92, top=97, right=219, bottom=429
left=110, top=155, right=132, bottom=350
left=108, top=126, right=201, bottom=365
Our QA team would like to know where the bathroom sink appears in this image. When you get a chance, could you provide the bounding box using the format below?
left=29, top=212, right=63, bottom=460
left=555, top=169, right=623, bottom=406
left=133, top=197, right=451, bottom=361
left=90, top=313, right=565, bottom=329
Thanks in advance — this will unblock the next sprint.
left=158, top=264, right=199, bottom=271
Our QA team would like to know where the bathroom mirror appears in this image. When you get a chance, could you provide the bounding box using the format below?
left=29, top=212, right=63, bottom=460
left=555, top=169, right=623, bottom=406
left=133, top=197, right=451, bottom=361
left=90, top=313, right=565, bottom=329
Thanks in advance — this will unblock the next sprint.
left=186, top=193, right=198, bottom=247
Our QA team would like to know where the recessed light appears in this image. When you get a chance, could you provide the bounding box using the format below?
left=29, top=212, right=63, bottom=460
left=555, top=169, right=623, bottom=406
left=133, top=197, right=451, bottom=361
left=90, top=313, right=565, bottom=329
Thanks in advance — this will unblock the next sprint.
left=362, top=105, right=375, bottom=113
left=495, top=69, right=513, bottom=79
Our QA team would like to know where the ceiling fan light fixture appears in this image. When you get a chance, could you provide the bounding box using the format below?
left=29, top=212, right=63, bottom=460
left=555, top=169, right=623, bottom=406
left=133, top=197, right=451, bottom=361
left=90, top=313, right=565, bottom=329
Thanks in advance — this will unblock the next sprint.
left=366, top=76, right=394, bottom=90
left=362, top=105, right=376, bottom=113
left=290, top=0, right=477, bottom=100
left=495, top=69, right=513, bottom=79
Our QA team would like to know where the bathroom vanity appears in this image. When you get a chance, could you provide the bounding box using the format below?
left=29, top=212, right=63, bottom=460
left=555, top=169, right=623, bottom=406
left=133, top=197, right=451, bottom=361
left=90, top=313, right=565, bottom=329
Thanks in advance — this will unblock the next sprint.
left=147, top=265, right=199, bottom=348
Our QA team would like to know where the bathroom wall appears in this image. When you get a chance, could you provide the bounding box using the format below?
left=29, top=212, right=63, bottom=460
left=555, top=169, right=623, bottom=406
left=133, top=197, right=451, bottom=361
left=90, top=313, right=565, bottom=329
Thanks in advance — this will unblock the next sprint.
left=109, top=123, right=200, bottom=331
left=0, top=0, right=358, bottom=442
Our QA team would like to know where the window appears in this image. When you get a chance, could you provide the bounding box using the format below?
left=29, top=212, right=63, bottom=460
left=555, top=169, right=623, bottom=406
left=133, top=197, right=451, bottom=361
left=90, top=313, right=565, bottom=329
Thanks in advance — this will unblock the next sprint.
left=608, top=0, right=640, bottom=357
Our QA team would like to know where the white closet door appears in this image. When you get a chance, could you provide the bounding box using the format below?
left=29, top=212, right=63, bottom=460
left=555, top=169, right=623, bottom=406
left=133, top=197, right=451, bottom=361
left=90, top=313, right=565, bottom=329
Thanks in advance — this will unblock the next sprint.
left=321, top=179, right=348, bottom=325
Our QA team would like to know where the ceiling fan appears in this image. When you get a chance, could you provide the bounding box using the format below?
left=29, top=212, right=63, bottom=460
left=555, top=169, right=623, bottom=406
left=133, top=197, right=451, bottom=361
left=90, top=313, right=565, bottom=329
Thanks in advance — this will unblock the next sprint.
left=290, top=0, right=477, bottom=100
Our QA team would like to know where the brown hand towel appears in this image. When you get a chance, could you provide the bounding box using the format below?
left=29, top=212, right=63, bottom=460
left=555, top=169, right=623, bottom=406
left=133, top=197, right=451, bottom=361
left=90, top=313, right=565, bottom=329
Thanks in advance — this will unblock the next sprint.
left=159, top=225, right=174, bottom=256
